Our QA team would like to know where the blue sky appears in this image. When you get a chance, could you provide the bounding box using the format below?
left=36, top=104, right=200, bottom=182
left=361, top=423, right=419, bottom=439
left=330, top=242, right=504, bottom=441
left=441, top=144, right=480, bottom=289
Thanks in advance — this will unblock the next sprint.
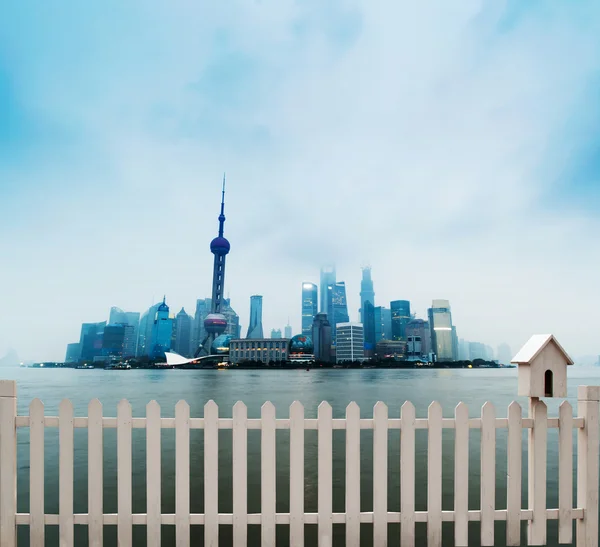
left=1, top=0, right=600, bottom=361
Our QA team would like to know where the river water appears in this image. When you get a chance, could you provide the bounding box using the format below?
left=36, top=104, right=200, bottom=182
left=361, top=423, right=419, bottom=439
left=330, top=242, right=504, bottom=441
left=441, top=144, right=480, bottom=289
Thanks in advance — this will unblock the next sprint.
left=4, top=366, right=600, bottom=546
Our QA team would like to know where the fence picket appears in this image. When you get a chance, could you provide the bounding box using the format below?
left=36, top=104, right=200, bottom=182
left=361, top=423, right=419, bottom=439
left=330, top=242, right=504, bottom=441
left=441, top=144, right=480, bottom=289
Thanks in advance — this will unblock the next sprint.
left=59, top=399, right=74, bottom=547
left=29, top=399, right=44, bottom=547
left=204, top=400, right=219, bottom=547
left=146, top=401, right=161, bottom=547
left=428, top=402, right=443, bottom=547
left=261, top=402, right=276, bottom=547
left=345, top=402, right=360, bottom=547
left=176, top=401, right=190, bottom=547
left=373, top=402, right=388, bottom=547
left=480, top=402, right=496, bottom=546
left=118, top=399, right=133, bottom=547
left=88, top=399, right=104, bottom=547
left=454, top=402, right=469, bottom=547
left=558, top=401, right=573, bottom=544
left=506, top=401, right=522, bottom=546
left=528, top=400, right=547, bottom=546
left=233, top=401, right=248, bottom=547
left=318, top=401, right=333, bottom=547
left=289, top=401, right=305, bottom=547
left=401, top=401, right=416, bottom=547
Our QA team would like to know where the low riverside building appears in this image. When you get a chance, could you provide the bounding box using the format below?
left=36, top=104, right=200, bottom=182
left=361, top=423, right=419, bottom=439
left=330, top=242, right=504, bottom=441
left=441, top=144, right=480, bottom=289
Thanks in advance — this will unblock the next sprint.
left=228, top=338, right=290, bottom=365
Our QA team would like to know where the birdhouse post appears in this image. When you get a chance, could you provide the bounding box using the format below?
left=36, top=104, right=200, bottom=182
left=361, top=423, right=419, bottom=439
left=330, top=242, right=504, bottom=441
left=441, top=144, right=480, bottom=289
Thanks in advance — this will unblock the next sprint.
left=511, top=334, right=574, bottom=545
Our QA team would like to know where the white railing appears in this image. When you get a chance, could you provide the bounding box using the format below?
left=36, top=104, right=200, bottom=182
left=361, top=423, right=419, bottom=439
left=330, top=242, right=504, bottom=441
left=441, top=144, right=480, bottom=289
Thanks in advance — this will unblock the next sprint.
left=0, top=380, right=598, bottom=546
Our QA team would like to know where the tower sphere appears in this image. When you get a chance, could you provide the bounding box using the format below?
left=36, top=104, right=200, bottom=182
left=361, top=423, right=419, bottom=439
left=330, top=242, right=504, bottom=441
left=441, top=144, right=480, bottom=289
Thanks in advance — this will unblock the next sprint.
left=204, top=313, right=228, bottom=334
left=210, top=236, right=230, bottom=255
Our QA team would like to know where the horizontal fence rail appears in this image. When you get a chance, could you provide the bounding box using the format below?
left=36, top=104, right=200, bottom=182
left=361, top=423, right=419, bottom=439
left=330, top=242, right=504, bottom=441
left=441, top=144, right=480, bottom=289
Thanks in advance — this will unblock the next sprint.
left=0, top=381, right=598, bottom=547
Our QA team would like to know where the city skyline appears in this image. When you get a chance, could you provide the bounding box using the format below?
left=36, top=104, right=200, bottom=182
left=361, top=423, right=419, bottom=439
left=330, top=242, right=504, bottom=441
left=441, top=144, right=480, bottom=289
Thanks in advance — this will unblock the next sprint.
left=2, top=2, right=600, bottom=361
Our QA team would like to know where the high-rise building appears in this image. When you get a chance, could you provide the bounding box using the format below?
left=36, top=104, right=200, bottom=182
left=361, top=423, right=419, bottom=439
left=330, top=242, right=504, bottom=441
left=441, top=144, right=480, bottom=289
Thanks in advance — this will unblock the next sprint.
left=222, top=298, right=241, bottom=338
left=246, top=295, right=264, bottom=338
left=390, top=300, right=411, bottom=341
left=149, top=297, right=173, bottom=358
left=301, top=282, right=318, bottom=335
left=174, top=308, right=193, bottom=357
left=319, top=265, right=336, bottom=315
left=197, top=176, right=231, bottom=356
left=122, top=325, right=136, bottom=357
left=336, top=323, right=365, bottom=363
left=329, top=281, right=350, bottom=343
left=362, top=300, right=376, bottom=353
left=79, top=321, right=107, bottom=361
left=405, top=319, right=431, bottom=359
left=103, top=324, right=126, bottom=357
left=109, top=307, right=140, bottom=356
left=312, top=313, right=332, bottom=362
left=374, top=307, right=392, bottom=341
left=428, top=299, right=456, bottom=362
left=284, top=323, right=292, bottom=339
left=271, top=329, right=282, bottom=338
left=497, top=343, right=512, bottom=365
left=65, top=343, right=80, bottom=363
left=137, top=302, right=163, bottom=357
left=191, top=298, right=211, bottom=356
left=359, top=267, right=375, bottom=324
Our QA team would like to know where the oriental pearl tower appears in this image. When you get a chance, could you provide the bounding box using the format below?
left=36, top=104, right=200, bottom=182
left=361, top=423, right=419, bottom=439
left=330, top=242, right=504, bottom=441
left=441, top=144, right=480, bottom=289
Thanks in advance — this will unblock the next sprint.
left=196, top=175, right=230, bottom=356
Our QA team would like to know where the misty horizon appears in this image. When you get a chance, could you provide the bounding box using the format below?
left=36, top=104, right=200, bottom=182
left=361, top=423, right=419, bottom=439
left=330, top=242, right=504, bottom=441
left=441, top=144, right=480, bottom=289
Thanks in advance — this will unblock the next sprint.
left=2, top=2, right=600, bottom=362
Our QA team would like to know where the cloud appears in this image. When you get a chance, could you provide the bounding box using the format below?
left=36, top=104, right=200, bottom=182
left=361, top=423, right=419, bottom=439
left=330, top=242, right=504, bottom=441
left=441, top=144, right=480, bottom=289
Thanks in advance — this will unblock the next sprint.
left=1, top=0, right=600, bottom=360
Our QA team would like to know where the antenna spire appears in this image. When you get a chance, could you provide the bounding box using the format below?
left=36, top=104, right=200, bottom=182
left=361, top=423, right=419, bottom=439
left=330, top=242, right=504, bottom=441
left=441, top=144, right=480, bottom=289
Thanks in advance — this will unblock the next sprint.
left=218, top=172, right=226, bottom=237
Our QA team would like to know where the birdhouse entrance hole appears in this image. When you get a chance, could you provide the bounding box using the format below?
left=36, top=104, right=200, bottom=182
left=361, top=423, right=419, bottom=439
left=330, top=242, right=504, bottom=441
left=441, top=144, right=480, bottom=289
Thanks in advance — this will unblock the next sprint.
left=544, top=370, right=553, bottom=397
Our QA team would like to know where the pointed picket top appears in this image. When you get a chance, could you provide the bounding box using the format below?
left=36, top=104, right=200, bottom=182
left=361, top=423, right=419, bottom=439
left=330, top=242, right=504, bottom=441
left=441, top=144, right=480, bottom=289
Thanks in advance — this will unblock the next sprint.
left=175, top=400, right=190, bottom=413
left=233, top=401, right=247, bottom=420
left=346, top=401, right=360, bottom=416
left=146, top=400, right=160, bottom=413
left=289, top=400, right=304, bottom=413
left=401, top=400, right=416, bottom=418
left=508, top=401, right=522, bottom=415
left=261, top=401, right=276, bottom=418
left=559, top=400, right=572, bottom=414
left=59, top=398, right=74, bottom=414
left=318, top=401, right=332, bottom=411
left=374, top=401, right=388, bottom=413
left=89, top=398, right=102, bottom=412
left=118, top=398, right=132, bottom=411
left=455, top=401, right=469, bottom=417
left=318, top=401, right=333, bottom=420
left=204, top=399, right=218, bottom=412
left=481, top=401, right=496, bottom=416
left=30, top=398, right=44, bottom=413
left=428, top=401, right=442, bottom=416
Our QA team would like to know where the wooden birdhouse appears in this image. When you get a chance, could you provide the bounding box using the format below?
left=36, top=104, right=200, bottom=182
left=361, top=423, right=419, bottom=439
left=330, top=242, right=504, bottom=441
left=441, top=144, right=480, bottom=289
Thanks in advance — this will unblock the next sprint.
left=511, top=334, right=574, bottom=398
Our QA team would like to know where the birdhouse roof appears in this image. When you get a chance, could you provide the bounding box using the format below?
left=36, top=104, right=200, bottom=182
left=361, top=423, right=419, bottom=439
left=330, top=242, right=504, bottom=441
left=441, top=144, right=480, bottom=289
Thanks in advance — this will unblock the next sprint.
left=511, top=334, right=574, bottom=365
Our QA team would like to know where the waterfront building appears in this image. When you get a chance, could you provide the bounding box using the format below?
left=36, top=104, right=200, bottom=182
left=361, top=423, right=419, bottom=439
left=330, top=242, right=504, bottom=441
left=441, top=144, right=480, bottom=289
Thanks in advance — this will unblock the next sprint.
left=329, top=281, right=350, bottom=343
left=312, top=312, right=332, bottom=362
left=149, top=297, right=173, bottom=358
left=405, top=319, right=431, bottom=358
left=336, top=323, right=364, bottom=363
left=458, top=338, right=469, bottom=360
left=390, top=300, right=411, bottom=341
left=271, top=329, right=282, bottom=338
left=174, top=308, right=193, bottom=357
left=246, top=295, right=264, bottom=339
left=122, top=325, right=136, bottom=357
left=108, top=308, right=140, bottom=356
left=137, top=302, right=162, bottom=357
left=359, top=267, right=375, bottom=324
left=102, top=324, right=126, bottom=357
left=428, top=299, right=456, bottom=361
left=376, top=339, right=408, bottom=360
left=222, top=299, right=241, bottom=338
left=79, top=321, right=107, bottom=361
left=288, top=334, right=315, bottom=364
left=284, top=323, right=292, bottom=339
left=497, top=343, right=512, bottom=365
left=191, top=298, right=211, bottom=357
left=319, top=265, right=336, bottom=314
left=229, top=338, right=289, bottom=365
left=374, top=306, right=392, bottom=341
left=362, top=300, right=376, bottom=354
left=301, top=282, right=318, bottom=335
left=198, top=175, right=231, bottom=355
left=65, top=343, right=80, bottom=363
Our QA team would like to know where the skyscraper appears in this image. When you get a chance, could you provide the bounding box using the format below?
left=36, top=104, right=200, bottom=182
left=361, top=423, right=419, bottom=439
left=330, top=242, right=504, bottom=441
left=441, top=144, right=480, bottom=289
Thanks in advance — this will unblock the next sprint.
left=137, top=302, right=162, bottom=357
left=246, top=295, right=264, bottom=338
left=149, top=297, right=173, bottom=358
left=284, top=322, right=292, bottom=339
left=174, top=308, right=193, bottom=357
left=196, top=176, right=231, bottom=356
left=65, top=343, right=80, bottom=363
left=222, top=298, right=241, bottom=338
left=374, top=307, right=392, bottom=341
left=390, top=300, right=411, bottom=341
left=359, top=267, right=375, bottom=323
left=103, top=324, right=126, bottom=358
left=405, top=319, right=431, bottom=359
left=271, top=328, right=282, bottom=339
left=79, top=321, right=106, bottom=361
left=319, top=265, right=336, bottom=315
left=191, top=298, right=211, bottom=356
left=363, top=300, right=376, bottom=353
left=497, top=343, right=512, bottom=365
left=108, top=307, right=140, bottom=356
left=330, top=281, right=350, bottom=343
left=312, top=313, right=332, bottom=362
left=336, top=323, right=365, bottom=363
left=301, top=282, right=318, bottom=335
left=428, top=299, right=456, bottom=361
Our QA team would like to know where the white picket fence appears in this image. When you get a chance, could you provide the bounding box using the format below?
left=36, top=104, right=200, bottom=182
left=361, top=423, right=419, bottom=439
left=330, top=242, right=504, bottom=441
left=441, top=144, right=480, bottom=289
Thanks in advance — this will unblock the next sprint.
left=0, top=380, right=598, bottom=547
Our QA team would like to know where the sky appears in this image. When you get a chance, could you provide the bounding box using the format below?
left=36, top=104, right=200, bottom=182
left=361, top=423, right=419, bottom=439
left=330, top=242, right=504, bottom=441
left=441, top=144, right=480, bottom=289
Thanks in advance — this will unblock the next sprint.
left=1, top=0, right=600, bottom=362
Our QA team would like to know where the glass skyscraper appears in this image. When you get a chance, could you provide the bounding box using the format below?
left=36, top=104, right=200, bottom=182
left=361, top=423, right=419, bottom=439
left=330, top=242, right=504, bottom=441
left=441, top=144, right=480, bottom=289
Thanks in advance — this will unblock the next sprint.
left=428, top=299, right=457, bottom=361
left=374, top=306, right=392, bottom=341
left=301, top=282, right=318, bottom=335
left=390, top=300, right=411, bottom=341
left=359, top=267, right=375, bottom=324
left=319, top=265, right=336, bottom=315
left=328, top=281, right=350, bottom=343
left=246, top=295, right=264, bottom=339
